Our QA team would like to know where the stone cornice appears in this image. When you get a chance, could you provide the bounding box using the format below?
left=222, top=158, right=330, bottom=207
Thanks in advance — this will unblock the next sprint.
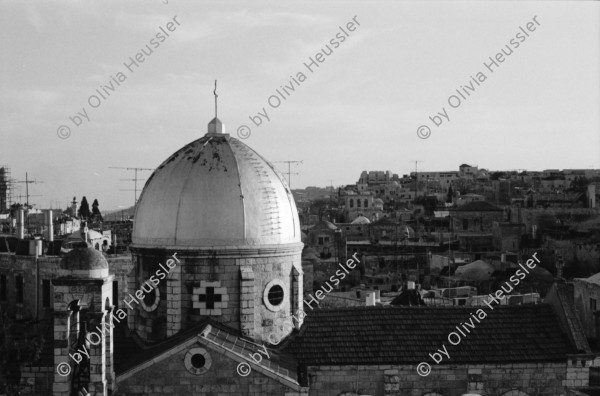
left=130, top=242, right=304, bottom=258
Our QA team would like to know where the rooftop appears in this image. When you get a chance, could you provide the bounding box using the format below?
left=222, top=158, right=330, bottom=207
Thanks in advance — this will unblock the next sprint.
left=451, top=201, right=503, bottom=212
left=284, top=305, right=574, bottom=366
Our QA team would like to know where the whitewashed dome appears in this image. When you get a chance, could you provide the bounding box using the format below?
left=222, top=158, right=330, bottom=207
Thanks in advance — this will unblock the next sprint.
left=132, top=118, right=300, bottom=249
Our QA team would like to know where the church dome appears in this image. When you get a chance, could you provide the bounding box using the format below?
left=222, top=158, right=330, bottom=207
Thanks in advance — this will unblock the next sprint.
left=132, top=128, right=301, bottom=249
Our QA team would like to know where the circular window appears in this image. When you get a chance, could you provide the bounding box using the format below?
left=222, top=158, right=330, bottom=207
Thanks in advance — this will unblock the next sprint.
left=140, top=281, right=160, bottom=312
left=263, top=279, right=286, bottom=312
left=191, top=354, right=206, bottom=369
left=143, top=288, right=156, bottom=306
left=268, top=285, right=284, bottom=306
left=184, top=348, right=211, bottom=375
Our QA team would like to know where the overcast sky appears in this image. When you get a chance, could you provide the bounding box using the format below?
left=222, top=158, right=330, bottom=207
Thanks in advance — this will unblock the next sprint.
left=1, top=0, right=599, bottom=212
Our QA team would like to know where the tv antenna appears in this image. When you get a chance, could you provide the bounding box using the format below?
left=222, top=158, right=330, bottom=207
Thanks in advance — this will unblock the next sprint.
left=109, top=166, right=154, bottom=207
left=13, top=172, right=44, bottom=232
left=273, top=161, right=302, bottom=189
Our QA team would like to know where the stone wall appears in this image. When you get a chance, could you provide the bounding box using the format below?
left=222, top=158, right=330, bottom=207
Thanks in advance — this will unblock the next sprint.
left=18, top=366, right=53, bottom=395
left=308, top=361, right=587, bottom=396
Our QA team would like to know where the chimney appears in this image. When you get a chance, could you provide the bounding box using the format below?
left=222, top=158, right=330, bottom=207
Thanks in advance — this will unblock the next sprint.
left=374, top=289, right=381, bottom=304
left=366, top=291, right=376, bottom=306
left=16, top=209, right=24, bottom=239
left=46, top=210, right=54, bottom=242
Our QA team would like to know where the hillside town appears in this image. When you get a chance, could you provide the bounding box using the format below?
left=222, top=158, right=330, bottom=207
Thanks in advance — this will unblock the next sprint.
left=2, top=159, right=600, bottom=395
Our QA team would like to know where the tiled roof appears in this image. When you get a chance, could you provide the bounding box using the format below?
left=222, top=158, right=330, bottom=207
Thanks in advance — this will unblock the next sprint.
left=548, top=282, right=591, bottom=354
left=371, top=217, right=397, bottom=226
left=310, top=220, right=338, bottom=230
left=283, top=305, right=574, bottom=366
left=579, top=272, right=600, bottom=285
left=451, top=201, right=503, bottom=212
left=115, top=320, right=218, bottom=374
left=200, top=322, right=298, bottom=383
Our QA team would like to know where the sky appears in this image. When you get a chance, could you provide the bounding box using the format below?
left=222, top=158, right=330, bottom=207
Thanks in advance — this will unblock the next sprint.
left=1, top=0, right=599, bottom=212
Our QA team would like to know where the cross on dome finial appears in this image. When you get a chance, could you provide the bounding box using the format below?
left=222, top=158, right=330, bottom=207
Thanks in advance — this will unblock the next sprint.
left=214, top=80, right=218, bottom=118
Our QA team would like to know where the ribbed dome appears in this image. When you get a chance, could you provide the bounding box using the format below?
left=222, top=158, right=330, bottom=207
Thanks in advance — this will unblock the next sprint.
left=132, top=133, right=300, bottom=249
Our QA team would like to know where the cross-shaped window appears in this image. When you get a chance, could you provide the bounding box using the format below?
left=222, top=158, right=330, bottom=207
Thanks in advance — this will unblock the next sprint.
left=198, top=287, right=222, bottom=309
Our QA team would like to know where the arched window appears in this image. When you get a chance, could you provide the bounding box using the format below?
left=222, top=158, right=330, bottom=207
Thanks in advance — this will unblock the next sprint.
left=349, top=199, right=354, bottom=208
left=357, top=199, right=361, bottom=208
left=364, top=199, right=368, bottom=208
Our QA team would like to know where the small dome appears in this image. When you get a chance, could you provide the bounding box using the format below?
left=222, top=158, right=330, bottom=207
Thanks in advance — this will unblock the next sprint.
left=351, top=216, right=371, bottom=225
left=311, top=220, right=338, bottom=231
left=528, top=266, right=554, bottom=282
left=302, top=246, right=320, bottom=261
left=61, top=243, right=109, bottom=278
left=455, top=260, right=494, bottom=282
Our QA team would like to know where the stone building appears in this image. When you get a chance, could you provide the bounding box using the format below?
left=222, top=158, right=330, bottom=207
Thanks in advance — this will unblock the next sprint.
left=459, top=163, right=479, bottom=179
left=306, top=220, right=339, bottom=259
left=492, top=221, right=525, bottom=252
left=0, top=244, right=132, bottom=395
left=115, top=115, right=307, bottom=395
left=285, top=282, right=595, bottom=395
left=572, top=273, right=600, bottom=339
left=344, top=192, right=382, bottom=222
left=450, top=201, right=505, bottom=253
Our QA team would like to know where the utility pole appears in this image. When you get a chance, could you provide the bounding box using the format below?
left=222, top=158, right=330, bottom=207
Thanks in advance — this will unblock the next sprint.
left=110, top=167, right=154, bottom=207
left=273, top=161, right=302, bottom=189
left=409, top=160, right=424, bottom=198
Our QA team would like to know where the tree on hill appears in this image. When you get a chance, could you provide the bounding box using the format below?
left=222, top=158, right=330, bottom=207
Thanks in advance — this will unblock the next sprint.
left=446, top=186, right=454, bottom=203
left=78, top=196, right=91, bottom=220
left=310, top=198, right=331, bottom=221
left=91, top=199, right=103, bottom=222
left=413, top=196, right=439, bottom=216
